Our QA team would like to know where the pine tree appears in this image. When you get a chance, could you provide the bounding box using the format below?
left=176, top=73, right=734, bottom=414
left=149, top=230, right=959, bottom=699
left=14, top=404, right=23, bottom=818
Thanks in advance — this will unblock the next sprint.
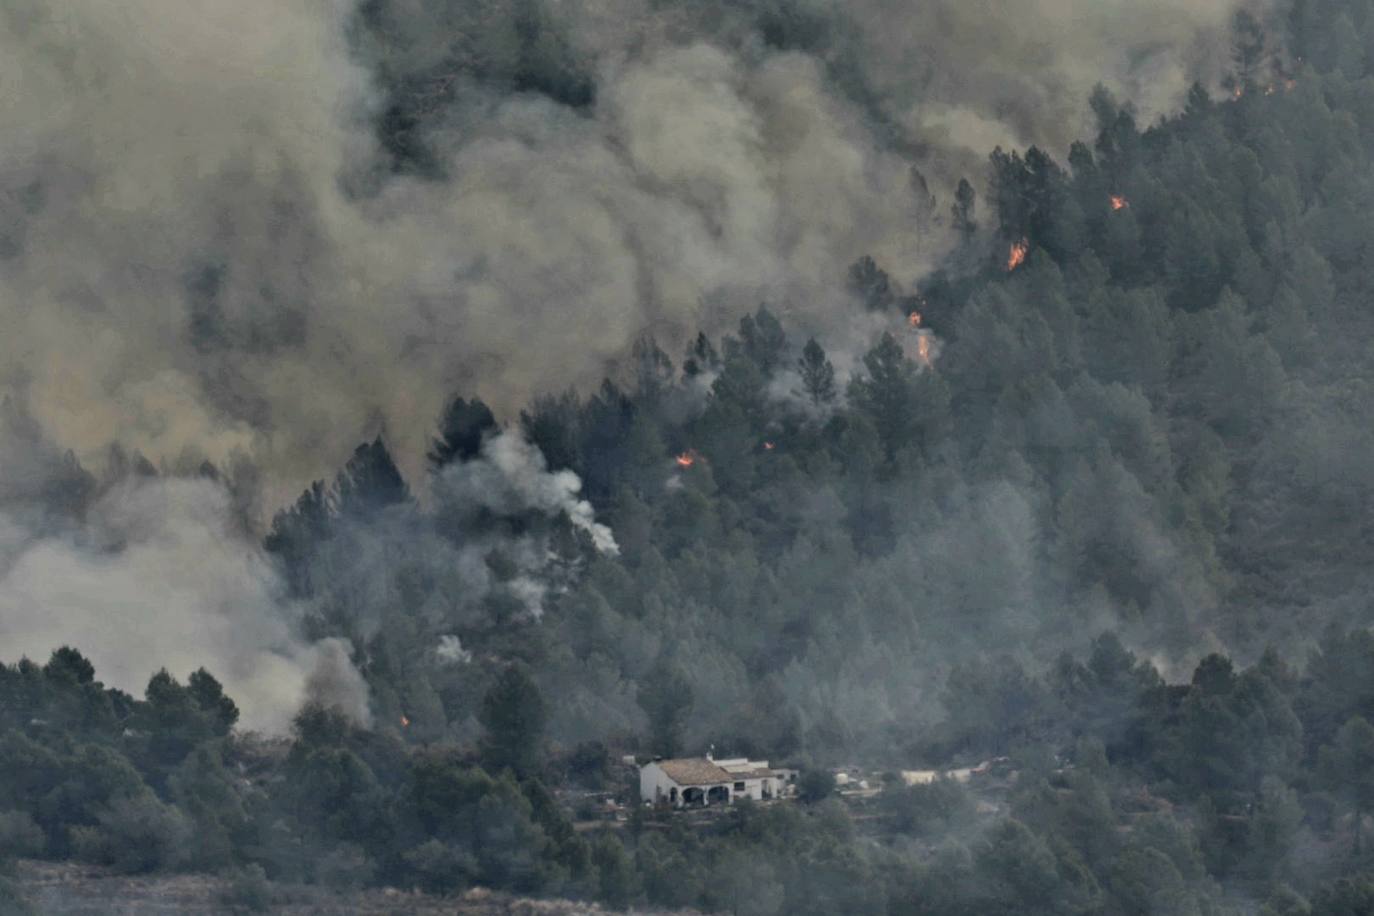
left=480, top=665, right=547, bottom=776
left=682, top=332, right=720, bottom=379
left=265, top=480, right=332, bottom=597
left=848, top=256, right=894, bottom=311
left=739, top=305, right=787, bottom=375
left=638, top=661, right=694, bottom=758
left=1231, top=10, right=1271, bottom=90
left=334, top=438, right=410, bottom=519
left=798, top=337, right=837, bottom=406
left=952, top=178, right=978, bottom=241
left=429, top=396, right=497, bottom=470
left=848, top=332, right=919, bottom=458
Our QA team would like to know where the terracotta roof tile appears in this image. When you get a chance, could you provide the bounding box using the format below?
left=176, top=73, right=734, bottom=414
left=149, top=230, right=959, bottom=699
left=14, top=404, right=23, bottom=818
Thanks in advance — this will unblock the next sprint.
left=657, top=758, right=733, bottom=785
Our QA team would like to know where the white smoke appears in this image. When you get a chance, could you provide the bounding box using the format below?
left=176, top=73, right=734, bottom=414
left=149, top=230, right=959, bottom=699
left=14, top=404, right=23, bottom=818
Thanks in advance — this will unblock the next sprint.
left=507, top=576, right=554, bottom=620
left=302, top=637, right=373, bottom=726
left=435, top=634, right=473, bottom=665
left=437, top=430, right=619, bottom=556
left=0, top=476, right=369, bottom=732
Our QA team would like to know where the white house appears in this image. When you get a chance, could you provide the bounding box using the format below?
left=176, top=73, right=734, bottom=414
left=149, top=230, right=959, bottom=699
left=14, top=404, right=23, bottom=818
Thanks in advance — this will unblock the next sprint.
left=639, top=754, right=796, bottom=807
left=900, top=757, right=1010, bottom=786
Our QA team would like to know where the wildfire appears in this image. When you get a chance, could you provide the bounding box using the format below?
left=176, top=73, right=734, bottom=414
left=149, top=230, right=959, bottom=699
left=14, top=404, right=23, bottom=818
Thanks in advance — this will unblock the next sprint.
left=675, top=451, right=697, bottom=469
left=916, top=333, right=933, bottom=368
left=1109, top=194, right=1129, bottom=211
left=907, top=311, right=922, bottom=328
left=763, top=442, right=776, bottom=451
left=400, top=715, right=411, bottom=728
left=1007, top=238, right=1029, bottom=272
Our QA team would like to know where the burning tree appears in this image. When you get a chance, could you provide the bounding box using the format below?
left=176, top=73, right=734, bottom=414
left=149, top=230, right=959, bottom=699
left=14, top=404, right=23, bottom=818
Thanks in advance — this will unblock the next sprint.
left=1008, top=238, right=1030, bottom=271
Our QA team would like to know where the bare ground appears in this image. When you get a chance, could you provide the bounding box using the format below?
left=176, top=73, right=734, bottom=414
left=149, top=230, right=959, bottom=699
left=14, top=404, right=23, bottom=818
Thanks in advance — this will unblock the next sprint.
left=8, top=860, right=687, bottom=916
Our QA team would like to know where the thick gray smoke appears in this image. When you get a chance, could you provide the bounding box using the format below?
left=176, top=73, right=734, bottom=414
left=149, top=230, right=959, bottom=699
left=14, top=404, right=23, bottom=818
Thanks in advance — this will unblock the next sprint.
left=0, top=474, right=370, bottom=732
left=0, top=0, right=1272, bottom=505
left=0, top=403, right=613, bottom=728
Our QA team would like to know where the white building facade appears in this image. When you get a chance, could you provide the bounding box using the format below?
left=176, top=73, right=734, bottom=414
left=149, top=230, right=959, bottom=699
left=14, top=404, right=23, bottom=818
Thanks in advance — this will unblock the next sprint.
left=639, top=754, right=796, bottom=807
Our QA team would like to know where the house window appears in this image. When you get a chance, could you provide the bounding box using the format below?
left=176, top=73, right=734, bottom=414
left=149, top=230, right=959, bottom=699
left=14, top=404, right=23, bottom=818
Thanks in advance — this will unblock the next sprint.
left=734, top=782, right=746, bottom=791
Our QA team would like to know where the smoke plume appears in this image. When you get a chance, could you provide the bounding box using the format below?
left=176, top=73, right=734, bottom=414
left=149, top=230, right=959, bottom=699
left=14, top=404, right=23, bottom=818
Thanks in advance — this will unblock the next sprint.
left=0, top=474, right=369, bottom=732
left=436, top=430, right=619, bottom=556
left=0, top=0, right=1272, bottom=503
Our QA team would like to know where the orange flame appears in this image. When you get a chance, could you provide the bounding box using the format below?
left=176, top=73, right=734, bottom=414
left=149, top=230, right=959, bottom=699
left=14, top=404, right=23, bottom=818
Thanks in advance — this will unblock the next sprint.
left=675, top=452, right=696, bottom=469
left=907, top=311, right=922, bottom=328
left=1007, top=239, right=1029, bottom=272
left=400, top=715, right=411, bottom=728
left=916, top=333, right=933, bottom=368
left=1109, top=195, right=1129, bottom=211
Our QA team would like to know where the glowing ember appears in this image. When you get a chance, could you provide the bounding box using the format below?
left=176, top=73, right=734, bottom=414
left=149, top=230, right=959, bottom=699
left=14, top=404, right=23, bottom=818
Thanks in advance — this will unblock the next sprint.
left=763, top=442, right=776, bottom=451
left=400, top=715, right=411, bottom=728
left=675, top=452, right=696, bottom=469
left=908, top=311, right=922, bottom=328
left=916, top=333, right=933, bottom=368
left=1007, top=238, right=1029, bottom=271
left=1109, top=195, right=1129, bottom=211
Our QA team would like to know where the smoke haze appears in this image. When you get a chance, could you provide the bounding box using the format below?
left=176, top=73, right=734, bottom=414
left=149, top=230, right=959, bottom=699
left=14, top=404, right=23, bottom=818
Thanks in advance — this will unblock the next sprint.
left=11, top=3, right=1374, bottom=910
left=0, top=0, right=1271, bottom=503
left=0, top=474, right=359, bottom=732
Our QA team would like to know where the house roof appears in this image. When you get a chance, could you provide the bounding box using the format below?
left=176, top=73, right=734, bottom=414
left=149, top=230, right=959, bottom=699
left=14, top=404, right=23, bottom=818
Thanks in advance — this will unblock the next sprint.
left=655, top=757, right=733, bottom=786
left=716, top=759, right=767, bottom=774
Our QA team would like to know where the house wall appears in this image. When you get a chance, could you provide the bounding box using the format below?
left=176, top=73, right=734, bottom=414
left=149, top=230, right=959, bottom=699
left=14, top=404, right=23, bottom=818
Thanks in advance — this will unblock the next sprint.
left=725, top=775, right=795, bottom=801
left=900, top=768, right=973, bottom=787
left=640, top=759, right=793, bottom=806
left=640, top=762, right=678, bottom=804
left=732, top=777, right=759, bottom=801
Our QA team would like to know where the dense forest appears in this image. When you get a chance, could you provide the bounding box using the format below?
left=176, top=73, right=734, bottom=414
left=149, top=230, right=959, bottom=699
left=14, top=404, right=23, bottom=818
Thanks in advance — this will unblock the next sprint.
left=8, top=0, right=1374, bottom=913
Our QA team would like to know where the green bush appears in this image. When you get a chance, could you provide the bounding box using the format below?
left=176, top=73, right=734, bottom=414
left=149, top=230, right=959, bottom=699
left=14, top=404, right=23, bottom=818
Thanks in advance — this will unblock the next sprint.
left=0, top=813, right=43, bottom=860
left=71, top=794, right=191, bottom=874
left=314, top=844, right=375, bottom=891
left=219, top=864, right=272, bottom=913
left=798, top=769, right=836, bottom=803
left=0, top=866, right=32, bottom=916
left=403, top=839, right=475, bottom=894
